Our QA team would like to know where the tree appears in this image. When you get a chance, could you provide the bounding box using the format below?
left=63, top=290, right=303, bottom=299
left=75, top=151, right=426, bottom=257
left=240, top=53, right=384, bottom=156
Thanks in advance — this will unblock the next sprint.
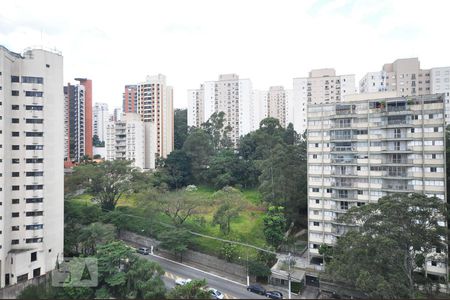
left=67, top=160, right=136, bottom=211
left=166, top=279, right=211, bottom=299
left=212, top=187, right=243, bottom=235
left=174, top=108, right=188, bottom=150
left=182, top=128, right=214, bottom=183
left=148, top=190, right=206, bottom=226
left=263, top=206, right=287, bottom=248
left=158, top=228, right=192, bottom=262
left=96, top=241, right=166, bottom=298
left=202, top=111, right=233, bottom=150
left=93, top=134, right=105, bottom=147
left=161, top=150, right=192, bottom=189
left=79, top=222, right=116, bottom=255
left=326, top=193, right=447, bottom=299
left=125, top=259, right=166, bottom=299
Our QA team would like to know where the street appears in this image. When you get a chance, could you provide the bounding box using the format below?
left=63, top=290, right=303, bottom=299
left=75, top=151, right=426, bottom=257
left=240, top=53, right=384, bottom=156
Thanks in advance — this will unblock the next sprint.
left=137, top=252, right=267, bottom=299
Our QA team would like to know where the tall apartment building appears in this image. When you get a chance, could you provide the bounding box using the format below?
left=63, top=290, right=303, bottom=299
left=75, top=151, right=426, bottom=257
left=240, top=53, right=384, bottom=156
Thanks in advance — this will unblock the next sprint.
left=0, top=45, right=64, bottom=287
left=187, top=74, right=253, bottom=146
left=293, top=69, right=356, bottom=134
left=307, top=92, right=447, bottom=277
left=105, top=113, right=145, bottom=169
left=360, top=58, right=450, bottom=123
left=64, top=78, right=93, bottom=165
left=123, top=85, right=137, bottom=113
left=93, top=102, right=109, bottom=142
left=266, top=86, right=288, bottom=127
left=251, top=90, right=268, bottom=131
left=136, top=74, right=173, bottom=168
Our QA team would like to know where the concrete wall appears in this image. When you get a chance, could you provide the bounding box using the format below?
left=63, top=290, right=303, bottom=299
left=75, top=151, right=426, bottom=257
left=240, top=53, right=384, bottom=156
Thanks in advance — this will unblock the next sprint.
left=0, top=273, right=49, bottom=299
left=120, top=230, right=247, bottom=280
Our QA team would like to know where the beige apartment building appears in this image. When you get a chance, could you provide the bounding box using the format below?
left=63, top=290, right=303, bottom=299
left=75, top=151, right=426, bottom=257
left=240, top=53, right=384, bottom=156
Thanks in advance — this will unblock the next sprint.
left=292, top=69, right=356, bottom=134
left=307, top=92, right=447, bottom=277
left=136, top=74, right=173, bottom=169
left=360, top=58, right=450, bottom=123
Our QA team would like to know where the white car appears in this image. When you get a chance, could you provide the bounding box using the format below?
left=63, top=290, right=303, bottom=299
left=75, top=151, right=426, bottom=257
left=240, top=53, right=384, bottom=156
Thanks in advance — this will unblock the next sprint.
left=175, top=278, right=192, bottom=286
left=208, top=288, right=224, bottom=299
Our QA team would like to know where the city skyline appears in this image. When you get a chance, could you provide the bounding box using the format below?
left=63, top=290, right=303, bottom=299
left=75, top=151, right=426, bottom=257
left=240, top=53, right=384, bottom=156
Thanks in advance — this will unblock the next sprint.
left=2, top=0, right=450, bottom=110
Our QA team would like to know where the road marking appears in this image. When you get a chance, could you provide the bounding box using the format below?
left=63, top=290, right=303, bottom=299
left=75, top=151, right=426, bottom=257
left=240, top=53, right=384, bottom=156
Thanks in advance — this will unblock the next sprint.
left=149, top=253, right=247, bottom=288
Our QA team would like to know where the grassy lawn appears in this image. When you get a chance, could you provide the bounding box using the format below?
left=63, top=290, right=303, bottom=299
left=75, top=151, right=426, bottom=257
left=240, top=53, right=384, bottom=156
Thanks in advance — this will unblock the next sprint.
left=68, top=186, right=269, bottom=257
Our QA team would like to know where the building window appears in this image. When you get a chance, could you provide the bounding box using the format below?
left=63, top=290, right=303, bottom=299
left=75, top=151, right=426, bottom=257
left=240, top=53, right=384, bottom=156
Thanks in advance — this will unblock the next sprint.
left=11, top=105, right=19, bottom=110
left=11, top=90, right=19, bottom=96
left=312, top=188, right=319, bottom=192
left=31, top=252, right=37, bottom=262
left=315, top=199, right=320, bottom=204
left=11, top=76, right=19, bottom=82
left=12, top=172, right=19, bottom=177
left=26, top=238, right=43, bottom=243
left=313, top=222, right=320, bottom=226
left=12, top=145, right=19, bottom=150
left=430, top=167, right=437, bottom=172
left=357, top=202, right=365, bottom=207
left=22, top=76, right=43, bottom=84
left=11, top=239, right=19, bottom=245
left=26, top=198, right=43, bottom=203
left=12, top=186, right=19, bottom=191
left=431, top=261, right=437, bottom=267
left=25, top=91, right=43, bottom=97
left=17, top=274, right=28, bottom=283
left=26, top=211, right=44, bottom=216
left=12, top=132, right=19, bottom=137
left=11, top=226, right=19, bottom=231
left=12, top=199, right=19, bottom=204
left=12, top=212, right=19, bottom=218
left=12, top=118, right=19, bottom=123
left=12, top=158, right=20, bottom=164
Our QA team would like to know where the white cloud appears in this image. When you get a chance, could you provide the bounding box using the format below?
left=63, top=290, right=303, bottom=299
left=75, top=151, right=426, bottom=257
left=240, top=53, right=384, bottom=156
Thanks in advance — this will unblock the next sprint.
left=1, top=0, right=449, bottom=109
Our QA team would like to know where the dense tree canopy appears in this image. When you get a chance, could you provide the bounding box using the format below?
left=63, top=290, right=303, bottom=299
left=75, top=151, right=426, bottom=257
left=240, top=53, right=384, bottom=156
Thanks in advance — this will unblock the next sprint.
left=325, top=193, right=447, bottom=299
left=157, top=113, right=308, bottom=228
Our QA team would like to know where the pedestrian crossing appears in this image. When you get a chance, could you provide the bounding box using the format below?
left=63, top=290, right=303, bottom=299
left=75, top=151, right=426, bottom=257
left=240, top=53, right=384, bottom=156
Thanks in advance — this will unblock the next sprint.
left=164, top=272, right=237, bottom=299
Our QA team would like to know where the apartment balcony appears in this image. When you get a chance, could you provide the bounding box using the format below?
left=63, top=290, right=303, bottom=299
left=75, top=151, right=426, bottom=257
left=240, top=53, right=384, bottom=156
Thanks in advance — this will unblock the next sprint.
left=330, top=170, right=356, bottom=176
left=381, top=147, right=413, bottom=153
left=331, top=146, right=356, bottom=153
left=331, top=182, right=356, bottom=189
left=382, top=171, right=412, bottom=179
left=330, top=158, right=357, bottom=164
left=332, top=122, right=352, bottom=129
left=382, top=159, right=414, bottom=166
left=381, top=183, right=414, bottom=192
left=330, top=135, right=354, bottom=141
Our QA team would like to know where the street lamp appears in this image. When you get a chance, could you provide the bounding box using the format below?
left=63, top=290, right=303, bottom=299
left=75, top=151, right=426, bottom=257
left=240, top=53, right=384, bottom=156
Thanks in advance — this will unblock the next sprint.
left=239, top=251, right=250, bottom=286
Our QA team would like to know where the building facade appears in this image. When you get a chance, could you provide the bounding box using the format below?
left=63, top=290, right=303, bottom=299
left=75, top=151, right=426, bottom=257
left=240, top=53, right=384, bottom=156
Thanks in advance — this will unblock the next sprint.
left=0, top=45, right=64, bottom=287
left=93, top=102, right=109, bottom=143
left=187, top=74, right=253, bottom=146
left=293, top=69, right=356, bottom=135
left=360, top=58, right=450, bottom=123
left=123, top=85, right=137, bottom=113
left=307, top=92, right=447, bottom=277
left=136, top=74, right=173, bottom=169
left=64, top=78, right=93, bottom=165
left=105, top=113, right=145, bottom=169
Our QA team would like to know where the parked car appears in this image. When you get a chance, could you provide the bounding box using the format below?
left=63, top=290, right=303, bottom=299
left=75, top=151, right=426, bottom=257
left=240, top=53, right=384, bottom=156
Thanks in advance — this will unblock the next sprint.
left=207, top=288, right=224, bottom=299
left=266, top=290, right=283, bottom=299
left=247, top=284, right=266, bottom=295
left=175, top=278, right=192, bottom=286
left=136, top=247, right=149, bottom=255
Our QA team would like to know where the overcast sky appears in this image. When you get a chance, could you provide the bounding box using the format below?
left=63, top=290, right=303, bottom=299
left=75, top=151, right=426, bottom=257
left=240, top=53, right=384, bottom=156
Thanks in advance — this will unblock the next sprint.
left=1, top=0, right=449, bottom=109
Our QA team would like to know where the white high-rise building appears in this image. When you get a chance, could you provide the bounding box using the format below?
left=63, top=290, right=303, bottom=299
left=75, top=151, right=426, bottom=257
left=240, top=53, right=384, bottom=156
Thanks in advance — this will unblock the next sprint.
left=359, top=58, right=450, bottom=123
left=293, top=69, right=356, bottom=135
left=0, top=45, right=64, bottom=287
left=307, top=92, right=447, bottom=277
left=105, top=113, right=145, bottom=169
left=136, top=74, right=173, bottom=169
left=93, top=103, right=109, bottom=142
left=251, top=90, right=268, bottom=131
left=187, top=74, right=253, bottom=146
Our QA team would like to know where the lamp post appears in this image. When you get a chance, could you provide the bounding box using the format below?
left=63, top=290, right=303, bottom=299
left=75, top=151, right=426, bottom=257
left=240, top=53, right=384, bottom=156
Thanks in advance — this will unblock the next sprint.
left=238, top=253, right=250, bottom=286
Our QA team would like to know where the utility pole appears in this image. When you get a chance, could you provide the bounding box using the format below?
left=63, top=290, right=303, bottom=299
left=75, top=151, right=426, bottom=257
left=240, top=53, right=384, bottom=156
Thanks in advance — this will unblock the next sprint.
left=246, top=249, right=250, bottom=286
left=288, top=252, right=292, bottom=299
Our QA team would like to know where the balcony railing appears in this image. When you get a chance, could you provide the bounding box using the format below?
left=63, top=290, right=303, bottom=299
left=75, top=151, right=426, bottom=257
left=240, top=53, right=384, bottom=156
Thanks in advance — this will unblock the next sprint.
left=331, top=158, right=357, bottom=164
left=331, top=170, right=356, bottom=176
left=382, top=184, right=414, bottom=191
left=387, top=119, right=408, bottom=125
left=382, top=158, right=414, bottom=164
left=332, top=182, right=354, bottom=188
left=331, top=146, right=356, bottom=152
left=330, top=135, right=353, bottom=141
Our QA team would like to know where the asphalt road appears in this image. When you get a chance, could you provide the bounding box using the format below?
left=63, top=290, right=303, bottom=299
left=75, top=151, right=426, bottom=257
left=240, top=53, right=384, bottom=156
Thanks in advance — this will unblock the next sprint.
left=137, top=252, right=267, bottom=299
